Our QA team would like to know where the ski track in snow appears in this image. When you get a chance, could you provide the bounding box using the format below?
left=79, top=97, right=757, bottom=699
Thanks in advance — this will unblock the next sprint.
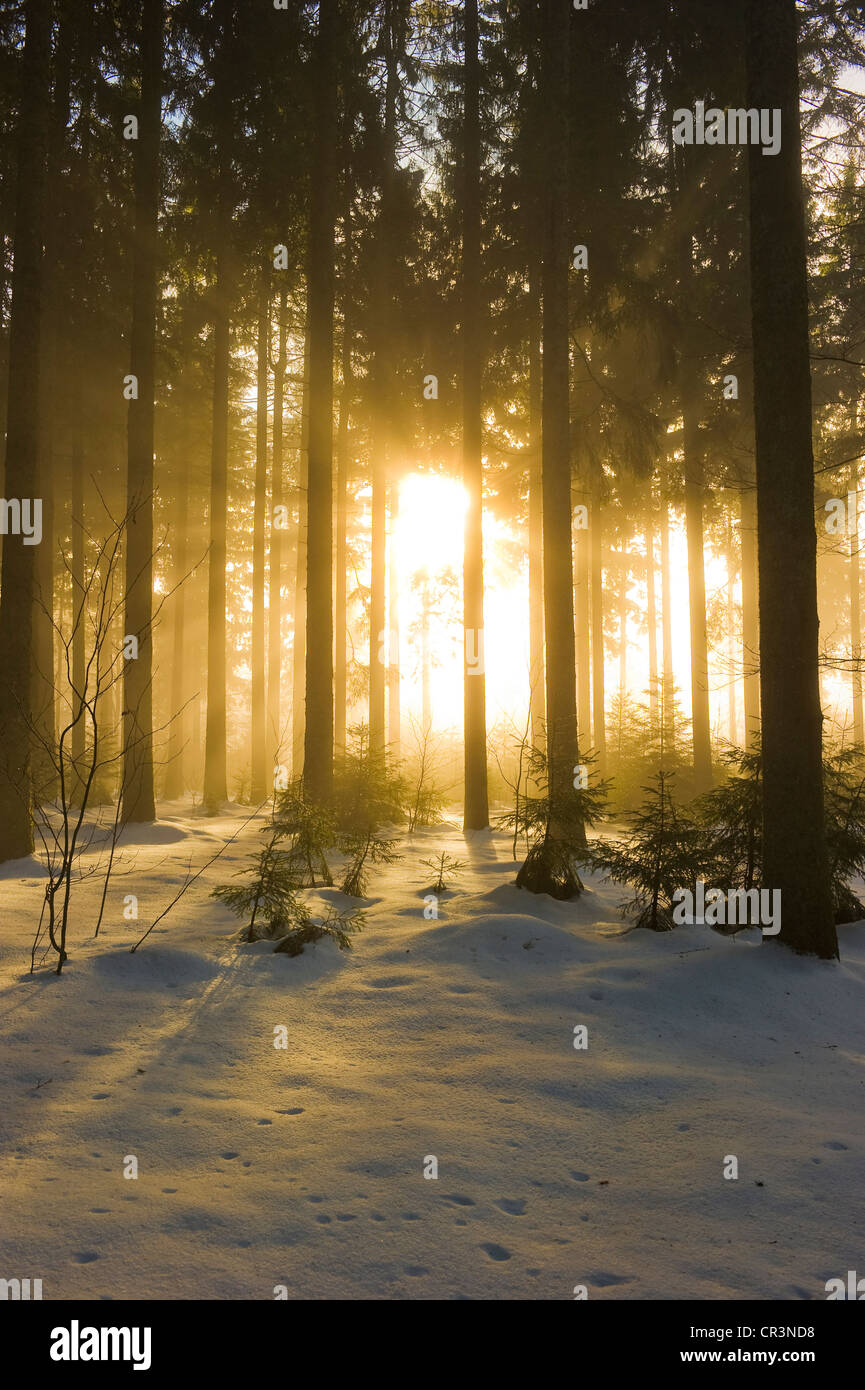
left=0, top=803, right=863, bottom=1300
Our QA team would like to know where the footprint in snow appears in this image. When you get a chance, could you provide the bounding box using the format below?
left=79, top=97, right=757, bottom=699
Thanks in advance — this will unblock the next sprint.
left=404, top=1266, right=428, bottom=1277
left=72, top=1251, right=100, bottom=1264
left=494, top=1198, right=527, bottom=1216
left=480, top=1243, right=511, bottom=1262
left=220, top=1151, right=239, bottom=1160
left=824, top=1141, right=848, bottom=1151
left=442, top=1193, right=475, bottom=1207
left=569, top=1171, right=590, bottom=1182
left=588, top=1271, right=634, bottom=1287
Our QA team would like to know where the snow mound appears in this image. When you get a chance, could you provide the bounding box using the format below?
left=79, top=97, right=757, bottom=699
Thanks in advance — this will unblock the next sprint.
left=87, top=948, right=222, bottom=990
left=412, top=911, right=593, bottom=966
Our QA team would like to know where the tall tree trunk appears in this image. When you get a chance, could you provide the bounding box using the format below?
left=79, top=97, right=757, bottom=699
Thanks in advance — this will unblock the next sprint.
left=421, top=571, right=431, bottom=731
left=164, top=378, right=190, bottom=800
left=574, top=489, right=591, bottom=750
left=740, top=472, right=760, bottom=748
left=291, top=318, right=309, bottom=779
left=122, top=0, right=162, bottom=825
left=302, top=0, right=338, bottom=804
left=518, top=0, right=583, bottom=893
left=387, top=481, right=401, bottom=757
left=334, top=218, right=352, bottom=757
left=851, top=466, right=864, bottom=746
left=618, top=542, right=628, bottom=695
left=0, top=0, right=50, bottom=860
left=268, top=285, right=287, bottom=768
left=682, top=363, right=712, bottom=793
left=203, top=0, right=234, bottom=811
left=250, top=263, right=269, bottom=802
left=646, top=517, right=659, bottom=731
left=745, top=0, right=837, bottom=957
left=590, top=470, right=606, bottom=775
left=726, top=512, right=738, bottom=747
left=32, top=4, right=72, bottom=800
left=527, top=257, right=545, bottom=750
left=70, top=427, right=85, bottom=778
left=368, top=0, right=403, bottom=760
left=462, top=0, right=488, bottom=830
left=659, top=491, right=675, bottom=757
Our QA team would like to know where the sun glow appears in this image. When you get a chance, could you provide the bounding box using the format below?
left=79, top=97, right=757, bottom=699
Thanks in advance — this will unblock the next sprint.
left=391, top=472, right=531, bottom=736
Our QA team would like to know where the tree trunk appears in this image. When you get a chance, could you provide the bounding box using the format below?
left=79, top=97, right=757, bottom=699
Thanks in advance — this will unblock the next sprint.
left=291, top=317, right=309, bottom=779
left=0, top=0, right=50, bottom=860
left=726, top=512, right=738, bottom=747
left=268, top=285, right=287, bottom=769
left=740, top=471, right=760, bottom=747
left=32, top=5, right=72, bottom=800
left=518, top=0, right=584, bottom=895
left=646, top=517, right=659, bottom=732
left=203, top=0, right=234, bottom=812
left=334, top=238, right=352, bottom=757
left=745, top=0, right=837, bottom=958
left=421, top=572, right=431, bottom=731
left=851, top=466, right=864, bottom=746
left=462, top=0, right=489, bottom=830
left=590, top=469, right=606, bottom=775
left=660, top=490, right=674, bottom=755
left=618, top=541, right=628, bottom=696
left=575, top=489, right=591, bottom=750
left=527, top=257, right=545, bottom=750
left=302, top=0, right=338, bottom=805
left=387, top=481, right=401, bottom=757
left=70, top=430, right=85, bottom=779
left=164, top=379, right=190, bottom=801
left=250, top=263, right=269, bottom=803
left=682, top=363, right=712, bottom=793
left=122, top=0, right=162, bottom=825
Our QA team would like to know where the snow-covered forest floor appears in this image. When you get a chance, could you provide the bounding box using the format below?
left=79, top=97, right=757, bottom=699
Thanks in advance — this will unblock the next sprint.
left=0, top=805, right=863, bottom=1301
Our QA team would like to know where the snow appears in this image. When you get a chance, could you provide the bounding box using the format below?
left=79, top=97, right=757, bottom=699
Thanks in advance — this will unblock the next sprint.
left=0, top=804, right=863, bottom=1300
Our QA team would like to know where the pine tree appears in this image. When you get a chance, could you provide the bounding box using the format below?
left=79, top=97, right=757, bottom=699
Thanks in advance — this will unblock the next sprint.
left=590, top=771, right=702, bottom=931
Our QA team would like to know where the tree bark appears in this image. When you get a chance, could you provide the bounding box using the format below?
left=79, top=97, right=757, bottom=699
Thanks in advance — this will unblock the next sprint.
left=745, top=0, right=837, bottom=957
left=250, top=262, right=269, bottom=802
left=682, top=353, right=712, bottom=793
left=203, top=1, right=234, bottom=812
left=302, top=0, right=338, bottom=804
left=539, top=0, right=581, bottom=851
left=291, top=316, right=309, bottom=780
left=851, top=466, right=864, bottom=746
left=527, top=256, right=545, bottom=750
left=646, top=517, right=659, bottom=731
left=462, top=0, right=489, bottom=830
left=122, top=0, right=162, bottom=825
left=268, top=285, right=287, bottom=769
left=334, top=209, right=352, bottom=757
left=0, top=0, right=50, bottom=860
left=590, top=468, right=606, bottom=775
